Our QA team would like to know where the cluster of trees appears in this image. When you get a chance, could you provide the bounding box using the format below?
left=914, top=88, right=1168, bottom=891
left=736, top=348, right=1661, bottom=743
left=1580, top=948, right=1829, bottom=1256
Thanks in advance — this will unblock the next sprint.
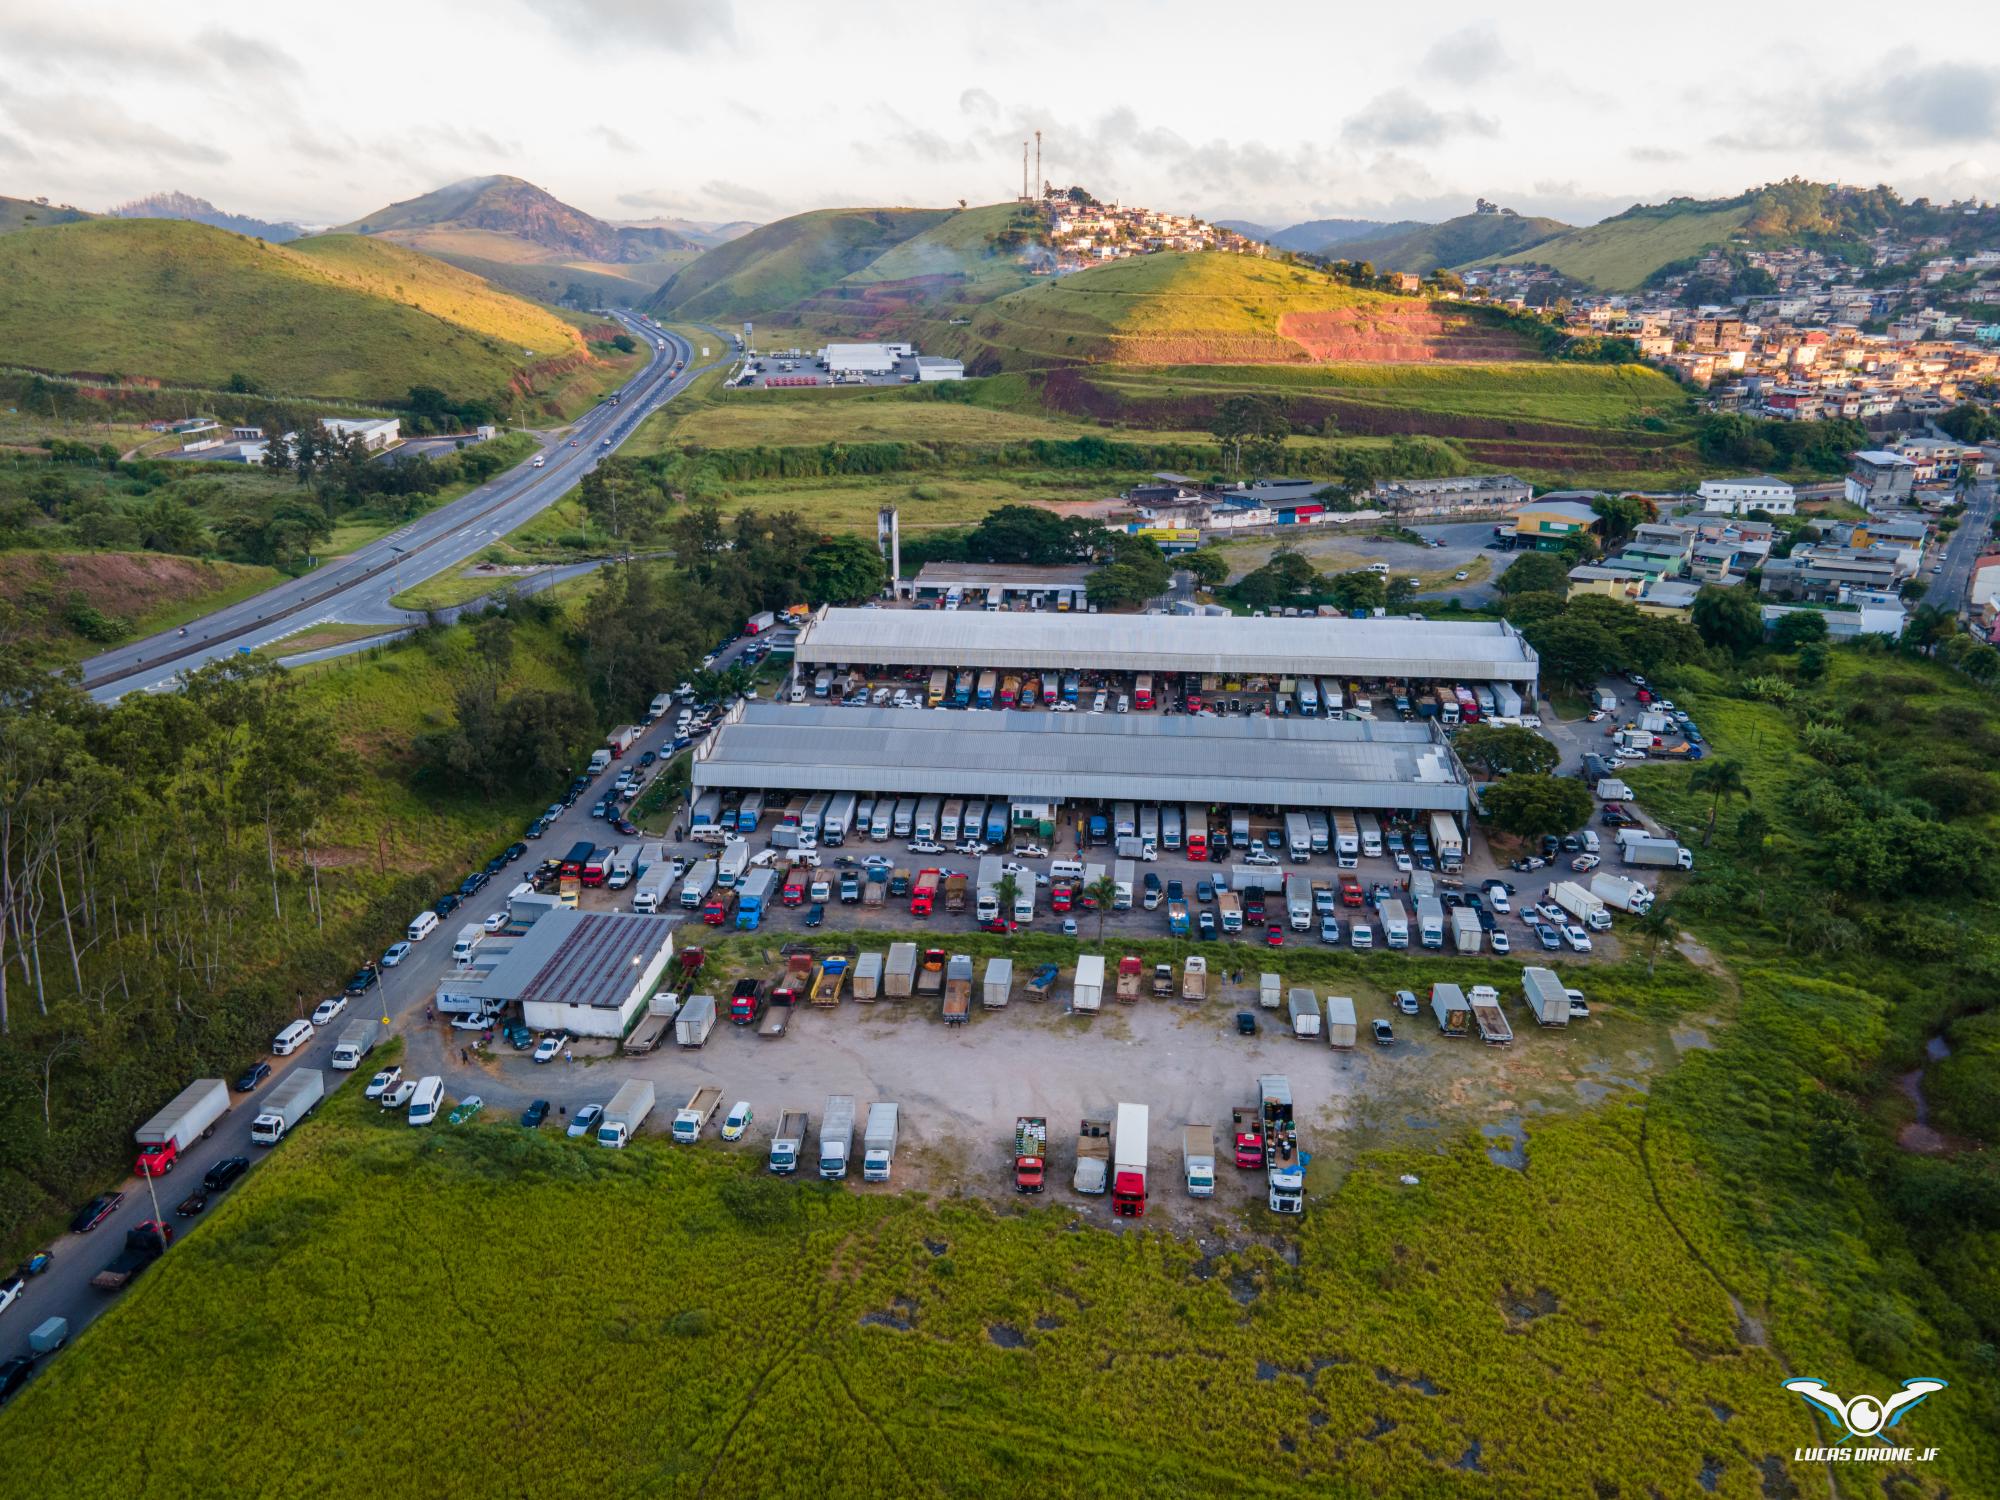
left=1697, top=411, right=1865, bottom=475
left=1939, top=403, right=1998, bottom=444
left=1084, top=533, right=1172, bottom=609
left=1502, top=588, right=1708, bottom=691
left=1229, top=550, right=1420, bottom=613
left=668, top=502, right=885, bottom=621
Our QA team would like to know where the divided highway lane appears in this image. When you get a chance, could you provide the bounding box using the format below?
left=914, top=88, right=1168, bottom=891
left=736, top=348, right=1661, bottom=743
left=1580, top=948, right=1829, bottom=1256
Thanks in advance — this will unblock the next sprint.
left=81, top=316, right=706, bottom=703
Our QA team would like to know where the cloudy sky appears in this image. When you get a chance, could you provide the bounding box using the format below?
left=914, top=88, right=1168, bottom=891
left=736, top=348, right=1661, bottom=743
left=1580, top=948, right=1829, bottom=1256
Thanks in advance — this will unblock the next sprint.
left=2, top=0, right=1996, bottom=230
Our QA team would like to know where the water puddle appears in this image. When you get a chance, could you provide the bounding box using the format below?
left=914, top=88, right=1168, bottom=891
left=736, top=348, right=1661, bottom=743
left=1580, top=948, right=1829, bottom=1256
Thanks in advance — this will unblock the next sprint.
left=987, top=1323, right=1027, bottom=1349
left=1453, top=1439, right=1486, bottom=1473
left=1374, top=1366, right=1443, bottom=1395
left=1697, top=1455, right=1724, bottom=1492
left=1481, top=1117, right=1527, bottom=1171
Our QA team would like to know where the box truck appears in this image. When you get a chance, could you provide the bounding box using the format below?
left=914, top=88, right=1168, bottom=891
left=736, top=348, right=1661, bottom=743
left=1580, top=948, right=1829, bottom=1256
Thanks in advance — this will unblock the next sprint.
left=1112, top=1102, right=1149, bottom=1217
left=885, top=942, right=918, bottom=998
left=1181, top=1124, right=1215, bottom=1197
left=1324, top=994, right=1357, bottom=1049
left=1619, top=831, right=1693, bottom=869
left=1073, top=1117, right=1111, bottom=1194
left=819, top=1095, right=856, bottom=1179
left=1450, top=905, right=1484, bottom=953
left=983, top=957, right=1013, bottom=1009
left=1521, top=966, right=1570, bottom=1027
left=331, top=1021, right=379, bottom=1071
left=1552, top=880, right=1613, bottom=931
left=675, top=993, right=717, bottom=1048
left=1590, top=872, right=1655, bottom=914
left=250, top=1068, right=323, bottom=1146
left=133, top=1079, right=230, bottom=1176
left=1072, top=954, right=1105, bottom=1013
left=597, top=1080, right=655, bottom=1148
left=863, top=1102, right=899, bottom=1182
left=1288, top=987, right=1321, bottom=1039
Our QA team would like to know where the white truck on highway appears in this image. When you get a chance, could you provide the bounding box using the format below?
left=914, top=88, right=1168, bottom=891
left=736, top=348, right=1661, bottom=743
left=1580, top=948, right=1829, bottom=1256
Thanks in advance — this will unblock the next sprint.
left=250, top=1068, right=324, bottom=1146
left=596, top=1079, right=655, bottom=1148
left=330, top=1020, right=380, bottom=1071
left=671, top=1086, right=723, bottom=1143
left=863, top=1102, right=899, bottom=1182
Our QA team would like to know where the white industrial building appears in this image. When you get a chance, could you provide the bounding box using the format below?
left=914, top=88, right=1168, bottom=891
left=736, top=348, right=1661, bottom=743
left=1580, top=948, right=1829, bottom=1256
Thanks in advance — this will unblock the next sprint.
left=693, top=703, right=1471, bottom=816
left=465, top=909, right=676, bottom=1039
left=914, top=356, right=965, bottom=382
left=1698, top=475, right=1796, bottom=515
left=819, top=343, right=902, bottom=375
left=240, top=416, right=400, bottom=465
left=791, top=606, right=1540, bottom=690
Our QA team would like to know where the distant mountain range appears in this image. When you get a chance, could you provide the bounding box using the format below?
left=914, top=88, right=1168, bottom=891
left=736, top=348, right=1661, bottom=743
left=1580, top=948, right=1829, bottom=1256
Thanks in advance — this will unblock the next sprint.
left=613, top=217, right=760, bottom=248
left=1217, top=217, right=1423, bottom=255
left=109, top=190, right=304, bottom=243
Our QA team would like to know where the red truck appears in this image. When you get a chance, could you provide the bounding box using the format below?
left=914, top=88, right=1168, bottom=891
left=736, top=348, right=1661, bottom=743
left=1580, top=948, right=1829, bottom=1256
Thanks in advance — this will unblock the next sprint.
left=134, top=1079, right=230, bottom=1177
left=772, top=954, right=812, bottom=1006
left=1338, top=873, right=1363, bottom=908
left=1050, top=881, right=1075, bottom=914
left=729, top=978, right=765, bottom=1025
left=702, top=888, right=738, bottom=926
left=781, top=869, right=808, bottom=907
left=582, top=851, right=609, bottom=887
left=1230, top=1105, right=1264, bottom=1169
left=910, top=868, right=942, bottom=917
left=1013, top=1116, right=1048, bottom=1193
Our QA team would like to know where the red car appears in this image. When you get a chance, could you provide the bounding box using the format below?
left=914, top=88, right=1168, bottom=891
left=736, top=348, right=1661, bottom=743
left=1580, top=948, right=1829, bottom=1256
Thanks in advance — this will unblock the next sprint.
left=1265, top=924, right=1285, bottom=947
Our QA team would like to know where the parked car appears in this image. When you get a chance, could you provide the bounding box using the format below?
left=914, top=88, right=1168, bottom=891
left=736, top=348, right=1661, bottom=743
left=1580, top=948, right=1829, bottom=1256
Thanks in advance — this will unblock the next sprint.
left=365, top=1066, right=402, bottom=1100
left=0, top=1275, right=23, bottom=1318
left=1196, top=911, right=1216, bottom=939
left=381, top=1081, right=417, bottom=1110
left=721, top=1102, right=753, bottom=1141
left=805, top=903, right=825, bottom=928
left=448, top=1096, right=484, bottom=1126
left=505, top=842, right=529, bottom=862
left=1534, top=924, right=1562, bottom=951
left=202, top=1156, right=249, bottom=1193
left=235, top=1060, right=271, bottom=1093
left=521, top=1100, right=550, bottom=1129
left=0, top=1357, right=34, bottom=1402
left=1395, top=989, right=1419, bottom=1015
left=70, top=1192, right=123, bottom=1233
left=1393, top=852, right=1413, bottom=873
left=433, top=893, right=461, bottom=918
left=1490, top=930, right=1512, bottom=954
left=1571, top=854, right=1600, bottom=872
left=568, top=1104, right=603, bottom=1139
left=381, top=941, right=412, bottom=968
left=1372, top=1019, right=1395, bottom=1045
left=482, top=911, right=508, bottom=933
left=449, top=1013, right=491, bottom=1032
left=1061, top=917, right=1078, bottom=936
left=1236, top=1011, right=1257, bottom=1036
left=345, top=966, right=378, bottom=995
left=1561, top=925, right=1594, bottom=953
left=1265, top=924, right=1285, bottom=947
left=614, top=819, right=638, bottom=837
left=533, top=1034, right=565, bottom=1064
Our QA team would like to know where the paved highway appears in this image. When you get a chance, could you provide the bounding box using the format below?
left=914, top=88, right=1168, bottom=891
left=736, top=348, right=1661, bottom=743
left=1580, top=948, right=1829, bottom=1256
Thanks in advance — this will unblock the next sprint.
left=1929, top=478, right=1995, bottom=616
left=81, top=315, right=724, bottom=702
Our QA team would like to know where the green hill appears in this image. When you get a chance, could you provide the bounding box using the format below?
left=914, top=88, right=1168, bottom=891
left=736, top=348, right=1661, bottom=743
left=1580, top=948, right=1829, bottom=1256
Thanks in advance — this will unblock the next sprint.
left=645, top=206, right=956, bottom=321
left=1339, top=212, right=1569, bottom=275
left=934, top=251, right=1536, bottom=371
left=0, top=218, right=593, bottom=402
left=0, top=194, right=97, bottom=233
left=1483, top=203, right=1755, bottom=290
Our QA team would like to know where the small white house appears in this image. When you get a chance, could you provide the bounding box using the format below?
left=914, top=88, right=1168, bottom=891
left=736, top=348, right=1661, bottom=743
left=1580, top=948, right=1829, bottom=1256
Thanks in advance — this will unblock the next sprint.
left=1699, top=476, right=1796, bottom=515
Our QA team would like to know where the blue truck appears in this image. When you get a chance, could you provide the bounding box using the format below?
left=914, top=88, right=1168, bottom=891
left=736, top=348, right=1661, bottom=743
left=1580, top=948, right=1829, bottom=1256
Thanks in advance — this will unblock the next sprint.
left=734, top=868, right=776, bottom=930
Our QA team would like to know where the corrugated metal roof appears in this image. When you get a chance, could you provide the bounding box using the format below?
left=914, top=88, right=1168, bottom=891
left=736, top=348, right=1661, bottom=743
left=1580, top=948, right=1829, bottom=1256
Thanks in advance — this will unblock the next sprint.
left=693, top=704, right=1469, bottom=812
left=472, top=910, right=674, bottom=1010
left=794, top=607, right=1537, bottom=681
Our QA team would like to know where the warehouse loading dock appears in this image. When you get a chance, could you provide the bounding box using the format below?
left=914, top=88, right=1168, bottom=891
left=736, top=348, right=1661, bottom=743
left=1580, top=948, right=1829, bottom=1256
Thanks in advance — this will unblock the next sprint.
left=693, top=704, right=1470, bottom=817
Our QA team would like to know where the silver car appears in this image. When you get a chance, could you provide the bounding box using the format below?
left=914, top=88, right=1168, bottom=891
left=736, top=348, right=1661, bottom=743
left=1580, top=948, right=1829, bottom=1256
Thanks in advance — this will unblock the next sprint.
left=567, top=1104, right=603, bottom=1139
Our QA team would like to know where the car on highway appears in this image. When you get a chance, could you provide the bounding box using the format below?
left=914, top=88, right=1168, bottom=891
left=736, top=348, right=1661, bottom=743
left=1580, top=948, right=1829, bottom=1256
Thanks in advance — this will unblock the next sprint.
left=199, top=1156, right=249, bottom=1195
left=521, top=1100, right=550, bottom=1130
left=365, top=1066, right=403, bottom=1100
left=567, top=1104, right=603, bottom=1139
left=345, top=965, right=378, bottom=995
left=721, top=1102, right=753, bottom=1141
left=311, top=995, right=348, bottom=1027
left=235, top=1060, right=271, bottom=1092
left=533, top=1034, right=565, bottom=1064
left=0, top=1356, right=34, bottom=1402
left=381, top=941, right=412, bottom=968
left=70, top=1192, right=124, bottom=1233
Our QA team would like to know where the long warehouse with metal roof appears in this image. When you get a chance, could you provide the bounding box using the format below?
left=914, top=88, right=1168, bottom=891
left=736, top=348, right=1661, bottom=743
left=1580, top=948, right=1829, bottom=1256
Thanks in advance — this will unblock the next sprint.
left=693, top=703, right=1470, bottom=814
left=791, top=606, right=1539, bottom=685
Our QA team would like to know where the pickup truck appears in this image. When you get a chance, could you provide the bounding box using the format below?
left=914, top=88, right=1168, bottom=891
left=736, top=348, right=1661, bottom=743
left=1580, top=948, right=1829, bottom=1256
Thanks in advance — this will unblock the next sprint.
left=92, top=1221, right=172, bottom=1291
left=672, top=1086, right=724, bottom=1143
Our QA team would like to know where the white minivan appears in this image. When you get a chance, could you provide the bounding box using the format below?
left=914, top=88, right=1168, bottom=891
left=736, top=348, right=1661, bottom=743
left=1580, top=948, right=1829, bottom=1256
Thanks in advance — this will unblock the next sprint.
left=272, top=1019, right=314, bottom=1056
left=407, top=1076, right=445, bottom=1127
left=407, top=909, right=440, bottom=943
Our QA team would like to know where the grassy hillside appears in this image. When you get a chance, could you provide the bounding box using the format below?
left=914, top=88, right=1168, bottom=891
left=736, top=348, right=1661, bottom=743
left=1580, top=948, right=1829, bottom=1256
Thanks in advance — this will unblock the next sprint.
left=1221, top=217, right=1421, bottom=254
left=0, top=195, right=97, bottom=233
left=936, top=252, right=1537, bottom=370
left=1340, top=212, right=1569, bottom=275
left=1485, top=204, right=1755, bottom=290
left=646, top=206, right=955, bottom=321
left=0, top=219, right=593, bottom=402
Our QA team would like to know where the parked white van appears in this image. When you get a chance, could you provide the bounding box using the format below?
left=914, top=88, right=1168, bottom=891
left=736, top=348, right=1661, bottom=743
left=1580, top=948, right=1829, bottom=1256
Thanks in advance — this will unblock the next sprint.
left=272, top=1019, right=314, bottom=1056
left=407, top=1076, right=444, bottom=1127
left=407, top=910, right=440, bottom=943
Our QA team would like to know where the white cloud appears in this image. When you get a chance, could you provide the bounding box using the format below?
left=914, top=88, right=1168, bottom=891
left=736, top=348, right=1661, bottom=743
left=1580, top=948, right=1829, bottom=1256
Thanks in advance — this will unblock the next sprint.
left=1422, top=24, right=1510, bottom=86
left=591, top=125, right=640, bottom=155
left=516, top=0, right=735, bottom=52
left=1341, top=91, right=1498, bottom=150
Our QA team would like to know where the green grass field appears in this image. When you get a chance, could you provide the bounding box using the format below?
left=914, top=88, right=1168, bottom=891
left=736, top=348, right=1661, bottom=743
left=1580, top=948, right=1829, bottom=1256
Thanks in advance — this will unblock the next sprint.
left=649, top=206, right=956, bottom=321
left=1484, top=205, right=1756, bottom=291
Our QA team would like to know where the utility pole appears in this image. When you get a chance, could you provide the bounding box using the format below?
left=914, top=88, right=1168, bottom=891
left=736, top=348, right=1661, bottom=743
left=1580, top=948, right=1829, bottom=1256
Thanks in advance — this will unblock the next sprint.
left=1035, top=130, right=1042, bottom=200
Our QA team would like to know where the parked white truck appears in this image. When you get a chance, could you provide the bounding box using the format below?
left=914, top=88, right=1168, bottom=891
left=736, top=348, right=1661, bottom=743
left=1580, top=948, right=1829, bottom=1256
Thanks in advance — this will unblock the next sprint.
left=1323, top=994, right=1357, bottom=1049
left=675, top=993, right=717, bottom=1048
left=1287, top=987, right=1321, bottom=1039
left=1552, top=880, right=1613, bottom=932
left=769, top=1109, right=810, bottom=1174
left=1181, top=1124, right=1215, bottom=1197
left=1618, top=831, right=1693, bottom=869
left=1521, top=966, right=1570, bottom=1027
left=671, top=1086, right=723, bottom=1143
left=596, top=1080, right=655, bottom=1148
left=250, top=1068, right=324, bottom=1146
left=330, top=1020, right=380, bottom=1071
left=819, top=1095, right=857, bottom=1180
left=1589, top=872, right=1655, bottom=914
left=863, top=1102, right=899, bottom=1182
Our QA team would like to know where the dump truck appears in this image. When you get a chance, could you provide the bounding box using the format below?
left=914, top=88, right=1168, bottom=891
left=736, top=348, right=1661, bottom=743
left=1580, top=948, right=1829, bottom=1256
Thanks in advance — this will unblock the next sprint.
left=809, top=955, right=849, bottom=1007
left=1589, top=872, right=1654, bottom=914
left=92, top=1221, right=171, bottom=1291
left=1430, top=983, right=1471, bottom=1037
left=671, top=1086, right=723, bottom=1143
left=983, top=957, right=1013, bottom=1009
left=1013, top=1115, right=1048, bottom=1192
left=1450, top=905, right=1484, bottom=953
left=1072, top=954, right=1105, bottom=1013
left=327, top=1014, right=386, bottom=1068
left=1552, top=880, right=1612, bottom=932
left=757, top=997, right=793, bottom=1039
left=1259, top=972, right=1282, bottom=1010
left=772, top=952, right=812, bottom=1007
left=884, top=942, right=918, bottom=999
left=728, top=977, right=766, bottom=1026
left=1115, top=955, right=1143, bottom=1001
left=1181, top=955, right=1208, bottom=1002
left=675, top=993, right=717, bottom=1048
left=863, top=868, right=887, bottom=908
left=1521, top=965, right=1570, bottom=1027
left=1287, top=986, right=1321, bottom=1039
left=1259, top=1075, right=1304, bottom=1214
left=1150, top=962, right=1174, bottom=998
left=1468, top=984, right=1513, bottom=1046
left=863, top=1102, right=899, bottom=1182
left=250, top=1068, right=323, bottom=1146
left=1112, top=1102, right=1149, bottom=1217
left=944, top=873, right=968, bottom=915
left=1230, top=1105, right=1264, bottom=1169
left=943, top=954, right=974, bottom=1023
left=597, top=1079, right=656, bottom=1148
left=769, top=1109, right=810, bottom=1174
left=134, top=1078, right=230, bottom=1176
left=1182, top=1124, right=1216, bottom=1198
left=916, top=948, right=946, bottom=998
left=1073, top=1117, right=1111, bottom=1195
left=819, top=1095, right=856, bottom=1179
left=1324, top=994, right=1357, bottom=1049
left=852, top=951, right=883, bottom=1001
left=623, top=993, right=680, bottom=1053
